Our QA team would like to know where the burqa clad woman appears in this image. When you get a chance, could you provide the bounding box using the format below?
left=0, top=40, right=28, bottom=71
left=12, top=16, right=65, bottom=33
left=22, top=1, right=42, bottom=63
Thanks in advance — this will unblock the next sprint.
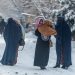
left=54, top=16, right=72, bottom=69
left=34, top=19, right=56, bottom=70
left=1, top=18, right=22, bottom=66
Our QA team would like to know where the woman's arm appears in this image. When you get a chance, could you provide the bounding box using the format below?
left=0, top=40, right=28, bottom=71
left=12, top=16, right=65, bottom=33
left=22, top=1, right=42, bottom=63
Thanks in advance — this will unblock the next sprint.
left=35, top=29, right=41, bottom=37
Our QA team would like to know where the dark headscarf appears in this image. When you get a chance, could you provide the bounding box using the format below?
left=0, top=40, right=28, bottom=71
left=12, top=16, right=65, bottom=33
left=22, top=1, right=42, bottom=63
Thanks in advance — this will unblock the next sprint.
left=7, top=18, right=17, bottom=25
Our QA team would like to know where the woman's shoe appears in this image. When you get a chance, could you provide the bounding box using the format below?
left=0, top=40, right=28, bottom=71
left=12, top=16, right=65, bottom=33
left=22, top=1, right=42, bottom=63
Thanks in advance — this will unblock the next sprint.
left=40, top=66, right=46, bottom=70
left=53, top=65, right=60, bottom=68
left=61, top=65, right=68, bottom=69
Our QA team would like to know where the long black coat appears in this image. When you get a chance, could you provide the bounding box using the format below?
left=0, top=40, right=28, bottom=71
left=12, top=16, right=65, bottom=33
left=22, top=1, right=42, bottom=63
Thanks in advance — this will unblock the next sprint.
left=1, top=18, right=22, bottom=65
left=55, top=17, right=72, bottom=67
left=34, top=29, right=50, bottom=67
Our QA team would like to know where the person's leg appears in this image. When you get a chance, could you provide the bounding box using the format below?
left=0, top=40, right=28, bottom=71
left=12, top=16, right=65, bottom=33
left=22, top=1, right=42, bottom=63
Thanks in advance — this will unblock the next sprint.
left=53, top=40, right=62, bottom=68
left=61, top=42, right=72, bottom=69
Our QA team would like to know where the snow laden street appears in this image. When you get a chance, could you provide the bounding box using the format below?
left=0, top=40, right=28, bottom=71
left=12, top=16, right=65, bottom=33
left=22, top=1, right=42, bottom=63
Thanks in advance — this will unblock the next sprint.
left=0, top=32, right=75, bottom=75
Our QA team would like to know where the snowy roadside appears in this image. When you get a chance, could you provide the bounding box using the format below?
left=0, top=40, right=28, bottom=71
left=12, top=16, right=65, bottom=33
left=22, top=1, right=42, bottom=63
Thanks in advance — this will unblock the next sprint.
left=0, top=32, right=75, bottom=75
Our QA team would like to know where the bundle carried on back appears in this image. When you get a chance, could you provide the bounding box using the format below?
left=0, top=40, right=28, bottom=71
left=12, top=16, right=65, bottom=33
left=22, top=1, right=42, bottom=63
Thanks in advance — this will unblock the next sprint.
left=38, top=20, right=57, bottom=36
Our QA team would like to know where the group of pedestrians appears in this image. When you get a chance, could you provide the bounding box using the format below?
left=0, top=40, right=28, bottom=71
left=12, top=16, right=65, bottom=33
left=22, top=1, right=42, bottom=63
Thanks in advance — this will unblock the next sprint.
left=0, top=16, right=72, bottom=70
left=34, top=16, right=72, bottom=70
left=1, top=18, right=23, bottom=66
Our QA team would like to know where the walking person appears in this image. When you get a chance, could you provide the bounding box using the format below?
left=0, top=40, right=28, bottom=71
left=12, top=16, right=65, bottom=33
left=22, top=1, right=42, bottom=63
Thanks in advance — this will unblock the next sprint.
left=53, top=16, right=72, bottom=69
left=1, top=18, right=23, bottom=66
left=34, top=18, right=56, bottom=70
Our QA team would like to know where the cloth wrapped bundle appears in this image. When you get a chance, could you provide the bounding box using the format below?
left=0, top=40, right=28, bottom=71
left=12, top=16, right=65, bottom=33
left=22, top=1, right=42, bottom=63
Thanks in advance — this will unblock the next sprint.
left=38, top=20, right=57, bottom=36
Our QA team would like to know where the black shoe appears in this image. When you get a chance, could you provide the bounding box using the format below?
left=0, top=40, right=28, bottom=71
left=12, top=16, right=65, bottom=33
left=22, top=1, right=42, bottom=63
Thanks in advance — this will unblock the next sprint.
left=53, top=65, right=60, bottom=68
left=61, top=65, right=68, bottom=69
left=40, top=66, right=46, bottom=70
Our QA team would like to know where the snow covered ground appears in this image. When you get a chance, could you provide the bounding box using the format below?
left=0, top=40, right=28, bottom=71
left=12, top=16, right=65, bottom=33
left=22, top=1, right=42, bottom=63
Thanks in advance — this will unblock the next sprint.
left=0, top=32, right=75, bottom=75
